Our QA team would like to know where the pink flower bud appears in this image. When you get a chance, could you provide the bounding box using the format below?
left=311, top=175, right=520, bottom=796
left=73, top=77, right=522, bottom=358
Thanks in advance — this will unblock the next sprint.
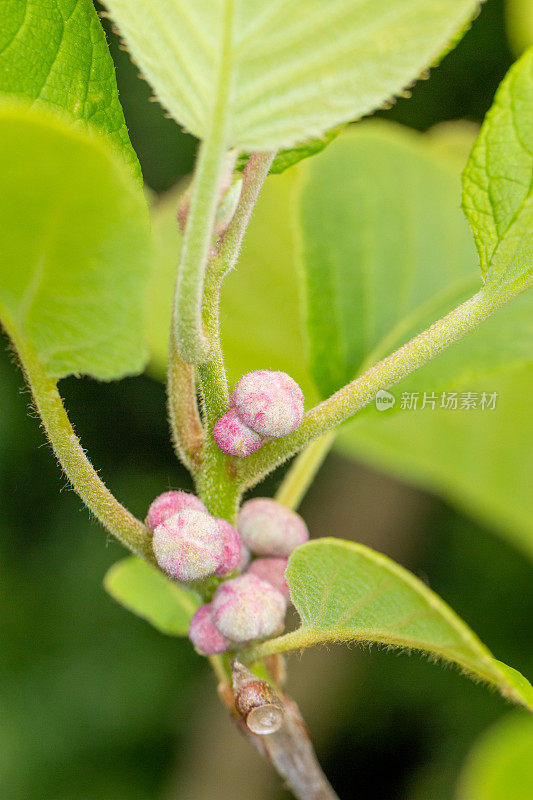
left=213, top=409, right=263, bottom=457
left=247, top=558, right=290, bottom=601
left=152, top=510, right=225, bottom=581
left=189, top=604, right=231, bottom=655
left=212, top=574, right=286, bottom=643
left=215, top=519, right=242, bottom=576
left=231, top=370, right=304, bottom=438
left=237, top=498, right=309, bottom=557
left=146, top=490, right=206, bottom=531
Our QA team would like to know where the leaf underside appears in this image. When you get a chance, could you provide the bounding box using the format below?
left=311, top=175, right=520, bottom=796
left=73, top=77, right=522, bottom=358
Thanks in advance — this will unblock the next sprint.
left=103, top=0, right=480, bottom=150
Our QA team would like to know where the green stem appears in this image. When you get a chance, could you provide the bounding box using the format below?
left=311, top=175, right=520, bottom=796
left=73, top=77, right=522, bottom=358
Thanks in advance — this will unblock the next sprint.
left=12, top=338, right=154, bottom=562
left=275, top=432, right=336, bottom=511
left=237, top=282, right=527, bottom=491
left=210, top=151, right=276, bottom=281
left=172, top=2, right=235, bottom=364
left=196, top=280, right=239, bottom=521
left=167, top=335, right=205, bottom=474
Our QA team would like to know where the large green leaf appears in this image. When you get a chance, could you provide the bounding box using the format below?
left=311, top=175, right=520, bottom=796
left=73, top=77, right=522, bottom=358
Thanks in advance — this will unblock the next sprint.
left=295, top=121, right=533, bottom=552
left=462, top=48, right=533, bottom=287
left=457, top=714, right=533, bottom=799
left=0, top=0, right=140, bottom=178
left=298, top=122, right=480, bottom=398
left=104, top=556, right=201, bottom=636
left=0, top=105, right=150, bottom=380
left=250, top=539, right=533, bottom=711
left=103, top=0, right=479, bottom=151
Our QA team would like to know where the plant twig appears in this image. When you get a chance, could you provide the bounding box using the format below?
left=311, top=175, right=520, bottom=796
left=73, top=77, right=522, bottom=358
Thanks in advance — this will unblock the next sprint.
left=231, top=692, right=340, bottom=800
left=237, top=282, right=527, bottom=491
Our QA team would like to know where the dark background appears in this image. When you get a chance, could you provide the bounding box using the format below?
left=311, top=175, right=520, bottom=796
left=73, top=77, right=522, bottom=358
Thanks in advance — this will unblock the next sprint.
left=1, top=2, right=531, bottom=798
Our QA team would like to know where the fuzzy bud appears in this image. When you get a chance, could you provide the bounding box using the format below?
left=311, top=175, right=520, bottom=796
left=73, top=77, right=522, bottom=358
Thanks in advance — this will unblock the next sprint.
left=213, top=409, right=263, bottom=457
left=247, top=558, right=290, bottom=601
left=146, top=490, right=206, bottom=531
left=238, top=498, right=309, bottom=557
left=230, top=370, right=304, bottom=438
left=212, top=574, right=286, bottom=643
left=215, top=519, right=242, bottom=576
left=152, top=509, right=225, bottom=581
left=189, top=604, right=231, bottom=655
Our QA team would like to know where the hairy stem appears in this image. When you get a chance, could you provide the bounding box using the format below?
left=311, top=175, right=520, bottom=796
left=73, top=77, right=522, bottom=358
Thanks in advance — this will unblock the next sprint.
left=11, top=337, right=154, bottom=561
left=210, top=151, right=276, bottom=281
left=275, top=432, right=337, bottom=510
left=172, top=3, right=235, bottom=363
left=167, top=335, right=205, bottom=473
left=237, top=282, right=527, bottom=490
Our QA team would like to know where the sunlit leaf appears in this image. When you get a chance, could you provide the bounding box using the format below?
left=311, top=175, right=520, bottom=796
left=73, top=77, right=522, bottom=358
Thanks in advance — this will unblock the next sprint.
left=462, top=48, right=533, bottom=287
left=104, top=556, right=201, bottom=636
left=251, top=539, right=533, bottom=711
left=0, top=0, right=140, bottom=178
left=103, top=0, right=480, bottom=150
left=0, top=106, right=150, bottom=379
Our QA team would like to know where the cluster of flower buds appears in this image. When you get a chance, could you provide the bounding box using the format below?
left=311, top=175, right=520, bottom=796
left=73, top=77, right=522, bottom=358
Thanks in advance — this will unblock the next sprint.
left=214, top=370, right=304, bottom=457
left=188, top=498, right=309, bottom=655
left=146, top=490, right=243, bottom=582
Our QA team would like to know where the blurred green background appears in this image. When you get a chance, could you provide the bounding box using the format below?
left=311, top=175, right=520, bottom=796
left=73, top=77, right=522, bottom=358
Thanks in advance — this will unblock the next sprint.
left=1, top=1, right=532, bottom=798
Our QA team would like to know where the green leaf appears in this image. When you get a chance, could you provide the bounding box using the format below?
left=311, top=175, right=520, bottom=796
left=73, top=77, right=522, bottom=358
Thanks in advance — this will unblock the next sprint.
left=457, top=714, right=533, bottom=799
left=0, top=105, right=150, bottom=380
left=236, top=126, right=345, bottom=175
left=103, top=0, right=480, bottom=151
left=104, top=556, right=201, bottom=636
left=0, top=0, right=140, bottom=179
left=462, top=48, right=533, bottom=287
left=252, top=539, right=533, bottom=711
left=295, top=121, right=533, bottom=553
left=298, top=122, right=480, bottom=398
left=506, top=0, right=533, bottom=56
